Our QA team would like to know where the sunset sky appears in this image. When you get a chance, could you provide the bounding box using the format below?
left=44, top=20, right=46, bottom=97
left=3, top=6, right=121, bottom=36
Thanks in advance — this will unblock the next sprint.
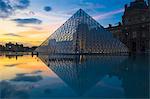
left=0, top=0, right=147, bottom=46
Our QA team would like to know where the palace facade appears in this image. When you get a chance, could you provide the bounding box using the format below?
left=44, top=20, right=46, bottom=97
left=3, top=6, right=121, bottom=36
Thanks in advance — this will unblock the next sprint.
left=105, top=0, right=150, bottom=53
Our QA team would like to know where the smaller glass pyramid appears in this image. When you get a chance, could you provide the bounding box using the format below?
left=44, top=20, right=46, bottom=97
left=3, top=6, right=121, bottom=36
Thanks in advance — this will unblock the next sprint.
left=35, top=9, right=128, bottom=54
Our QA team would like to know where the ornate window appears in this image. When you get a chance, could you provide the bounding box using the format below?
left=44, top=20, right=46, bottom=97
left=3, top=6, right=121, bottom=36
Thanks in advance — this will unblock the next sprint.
left=132, top=31, right=137, bottom=38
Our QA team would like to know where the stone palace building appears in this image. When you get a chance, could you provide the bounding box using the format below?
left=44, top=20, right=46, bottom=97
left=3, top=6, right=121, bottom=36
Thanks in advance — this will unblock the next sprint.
left=105, top=0, right=150, bottom=53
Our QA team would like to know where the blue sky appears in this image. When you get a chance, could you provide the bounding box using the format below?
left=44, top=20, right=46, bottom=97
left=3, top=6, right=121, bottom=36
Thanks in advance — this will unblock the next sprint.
left=30, top=0, right=133, bottom=26
left=0, top=0, right=148, bottom=46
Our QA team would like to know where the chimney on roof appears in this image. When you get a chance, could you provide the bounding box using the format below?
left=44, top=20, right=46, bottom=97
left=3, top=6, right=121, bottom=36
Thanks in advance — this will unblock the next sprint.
left=125, top=4, right=128, bottom=10
left=118, top=22, right=122, bottom=26
left=109, top=24, right=112, bottom=27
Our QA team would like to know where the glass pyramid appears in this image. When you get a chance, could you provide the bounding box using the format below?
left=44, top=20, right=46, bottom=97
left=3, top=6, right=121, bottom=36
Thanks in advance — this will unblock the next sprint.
left=35, top=9, right=128, bottom=54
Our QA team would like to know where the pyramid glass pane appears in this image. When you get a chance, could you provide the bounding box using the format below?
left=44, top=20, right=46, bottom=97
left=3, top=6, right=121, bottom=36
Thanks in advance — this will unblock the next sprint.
left=35, top=9, right=128, bottom=54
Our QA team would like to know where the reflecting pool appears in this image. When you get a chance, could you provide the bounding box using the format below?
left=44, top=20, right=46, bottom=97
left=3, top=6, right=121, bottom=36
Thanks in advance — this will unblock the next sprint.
left=0, top=53, right=149, bottom=99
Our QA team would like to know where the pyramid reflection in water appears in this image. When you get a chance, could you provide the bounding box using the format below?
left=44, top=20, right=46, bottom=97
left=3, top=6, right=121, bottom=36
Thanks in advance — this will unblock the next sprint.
left=38, top=54, right=128, bottom=95
left=35, top=9, right=128, bottom=54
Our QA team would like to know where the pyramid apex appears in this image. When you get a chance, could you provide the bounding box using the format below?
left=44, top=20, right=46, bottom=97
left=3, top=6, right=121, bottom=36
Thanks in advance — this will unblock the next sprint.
left=79, top=8, right=83, bottom=10
left=78, top=8, right=85, bottom=12
left=75, top=8, right=87, bottom=16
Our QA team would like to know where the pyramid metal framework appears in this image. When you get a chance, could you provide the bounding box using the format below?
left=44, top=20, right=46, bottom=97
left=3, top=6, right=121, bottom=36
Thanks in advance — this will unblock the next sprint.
left=35, top=9, right=128, bottom=54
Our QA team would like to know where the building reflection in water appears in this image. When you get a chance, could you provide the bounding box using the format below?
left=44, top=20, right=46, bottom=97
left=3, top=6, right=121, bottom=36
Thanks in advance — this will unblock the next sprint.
left=5, top=55, right=23, bottom=60
left=109, top=54, right=149, bottom=98
left=38, top=54, right=149, bottom=98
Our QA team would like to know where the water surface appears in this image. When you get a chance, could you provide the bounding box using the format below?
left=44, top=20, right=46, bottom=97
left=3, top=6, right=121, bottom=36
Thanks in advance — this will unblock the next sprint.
left=0, top=54, right=149, bottom=98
